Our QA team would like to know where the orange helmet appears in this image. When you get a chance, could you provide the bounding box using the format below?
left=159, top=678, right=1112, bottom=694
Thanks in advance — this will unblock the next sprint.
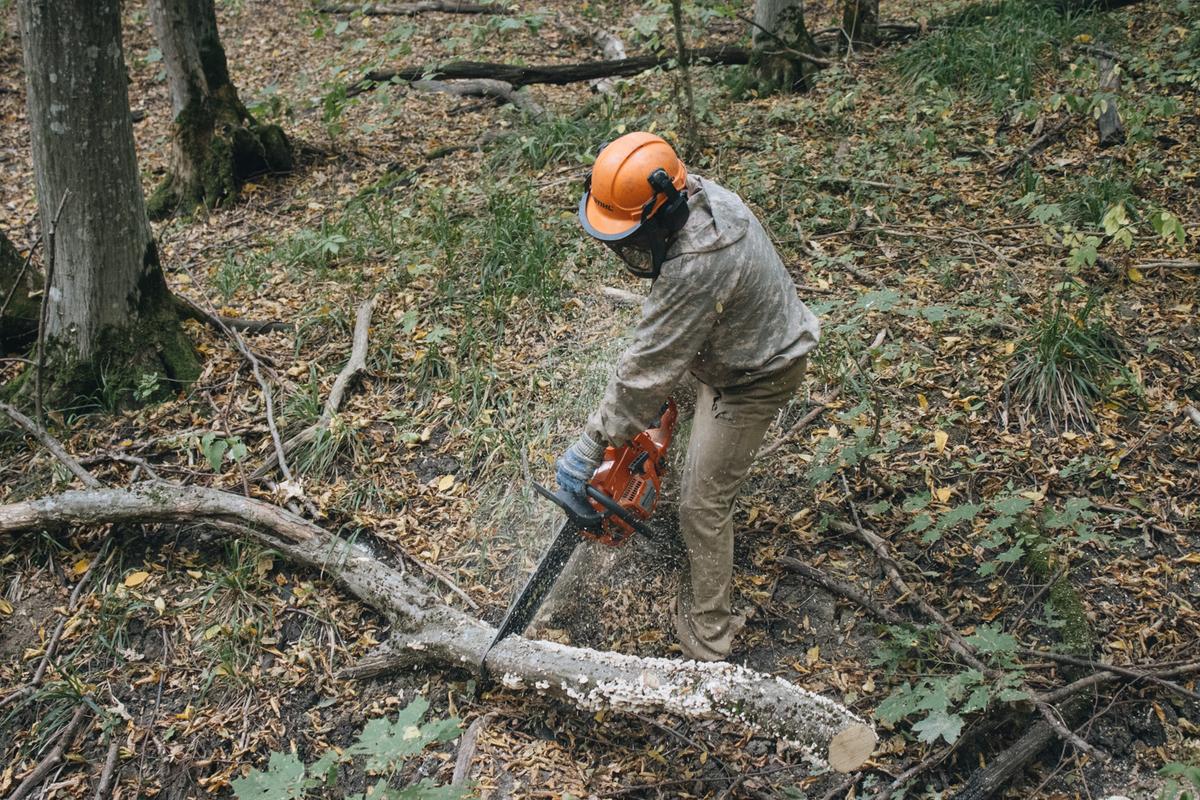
left=579, top=132, right=688, bottom=241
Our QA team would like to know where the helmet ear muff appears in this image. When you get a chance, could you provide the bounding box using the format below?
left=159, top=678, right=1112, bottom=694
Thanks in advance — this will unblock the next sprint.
left=643, top=168, right=690, bottom=235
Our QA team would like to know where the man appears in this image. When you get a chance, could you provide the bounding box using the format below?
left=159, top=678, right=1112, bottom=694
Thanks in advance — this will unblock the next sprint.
left=556, top=132, right=820, bottom=662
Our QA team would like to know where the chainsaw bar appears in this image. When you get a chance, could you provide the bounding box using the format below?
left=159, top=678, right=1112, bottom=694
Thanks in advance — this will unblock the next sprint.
left=479, top=518, right=580, bottom=680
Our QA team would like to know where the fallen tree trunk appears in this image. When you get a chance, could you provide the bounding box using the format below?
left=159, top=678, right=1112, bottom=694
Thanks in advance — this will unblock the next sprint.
left=411, top=78, right=545, bottom=119
left=350, top=44, right=750, bottom=95
left=0, top=483, right=876, bottom=770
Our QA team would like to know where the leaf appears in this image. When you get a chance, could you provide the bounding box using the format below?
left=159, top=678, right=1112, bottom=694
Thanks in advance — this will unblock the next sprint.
left=437, top=474, right=455, bottom=492
left=916, top=678, right=951, bottom=714
left=932, top=430, right=949, bottom=454
left=876, top=683, right=921, bottom=724
left=0, top=598, right=12, bottom=615
left=344, top=696, right=461, bottom=774
left=912, top=710, right=964, bottom=744
left=855, top=288, right=902, bottom=312
left=961, top=684, right=991, bottom=714
left=937, top=503, right=983, bottom=531
left=905, top=514, right=934, bottom=533
left=965, top=623, right=1017, bottom=655
left=991, top=496, right=1032, bottom=517
left=231, top=751, right=307, bottom=800
left=124, top=571, right=150, bottom=588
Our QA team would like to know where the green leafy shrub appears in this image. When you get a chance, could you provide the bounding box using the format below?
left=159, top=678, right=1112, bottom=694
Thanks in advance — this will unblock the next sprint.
left=232, top=696, right=464, bottom=800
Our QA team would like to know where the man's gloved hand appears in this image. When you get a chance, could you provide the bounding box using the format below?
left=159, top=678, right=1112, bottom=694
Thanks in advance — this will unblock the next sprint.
left=555, top=432, right=605, bottom=499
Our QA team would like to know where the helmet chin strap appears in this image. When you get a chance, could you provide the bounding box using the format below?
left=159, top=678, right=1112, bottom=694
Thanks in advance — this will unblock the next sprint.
left=617, top=168, right=688, bottom=280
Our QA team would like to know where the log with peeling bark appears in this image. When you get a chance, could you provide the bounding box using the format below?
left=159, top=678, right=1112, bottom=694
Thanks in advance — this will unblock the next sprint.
left=350, top=45, right=751, bottom=95
left=0, top=483, right=876, bottom=771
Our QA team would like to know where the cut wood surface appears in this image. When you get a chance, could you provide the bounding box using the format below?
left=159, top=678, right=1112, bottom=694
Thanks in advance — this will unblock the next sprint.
left=0, top=483, right=876, bottom=770
left=351, top=45, right=750, bottom=95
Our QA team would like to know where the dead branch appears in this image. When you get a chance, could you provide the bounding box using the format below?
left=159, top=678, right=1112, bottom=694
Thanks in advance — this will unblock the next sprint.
left=317, top=1, right=502, bottom=15
left=7, top=700, right=90, bottom=800
left=1020, top=649, right=1200, bottom=703
left=250, top=297, right=376, bottom=481
left=777, top=556, right=905, bottom=626
left=951, top=720, right=1056, bottom=800
left=350, top=45, right=751, bottom=96
left=411, top=78, right=545, bottom=119
left=0, top=484, right=875, bottom=769
left=452, top=713, right=493, bottom=787
left=92, top=735, right=121, bottom=800
left=173, top=293, right=291, bottom=335
left=0, top=401, right=101, bottom=488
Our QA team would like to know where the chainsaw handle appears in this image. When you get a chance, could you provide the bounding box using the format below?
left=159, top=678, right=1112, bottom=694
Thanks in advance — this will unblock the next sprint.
left=585, top=485, right=655, bottom=539
left=532, top=482, right=602, bottom=530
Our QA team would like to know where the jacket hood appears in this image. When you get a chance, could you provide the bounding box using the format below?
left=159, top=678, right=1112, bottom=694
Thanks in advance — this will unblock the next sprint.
left=670, top=175, right=750, bottom=257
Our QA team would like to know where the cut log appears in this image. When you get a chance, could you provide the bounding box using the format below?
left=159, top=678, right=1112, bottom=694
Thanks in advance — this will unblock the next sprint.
left=1094, top=45, right=1125, bottom=148
left=350, top=45, right=751, bottom=95
left=0, top=484, right=875, bottom=770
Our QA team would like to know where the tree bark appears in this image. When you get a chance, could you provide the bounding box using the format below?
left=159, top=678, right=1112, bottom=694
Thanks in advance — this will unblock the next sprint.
left=16, top=0, right=199, bottom=402
left=0, top=484, right=877, bottom=771
left=147, top=0, right=293, bottom=219
left=0, top=232, right=40, bottom=350
left=840, top=0, right=878, bottom=45
left=752, top=0, right=826, bottom=92
left=352, top=45, right=751, bottom=95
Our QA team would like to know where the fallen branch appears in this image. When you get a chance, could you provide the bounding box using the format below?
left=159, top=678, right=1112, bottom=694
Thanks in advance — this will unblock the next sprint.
left=317, top=1, right=502, bottom=14
left=451, top=713, right=493, bottom=787
left=411, top=78, right=545, bottom=119
left=0, top=401, right=101, bottom=488
left=7, top=701, right=90, bottom=800
left=778, top=556, right=905, bottom=626
left=251, top=297, right=376, bottom=481
left=0, top=484, right=875, bottom=769
left=350, top=44, right=751, bottom=95
left=173, top=293, right=291, bottom=335
left=1020, top=649, right=1200, bottom=703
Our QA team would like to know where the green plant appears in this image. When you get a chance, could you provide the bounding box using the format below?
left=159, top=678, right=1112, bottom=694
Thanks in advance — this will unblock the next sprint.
left=891, top=1, right=1107, bottom=107
left=492, top=107, right=631, bottom=170
left=214, top=252, right=269, bottom=301
left=199, top=432, right=249, bottom=472
left=1161, top=761, right=1200, bottom=800
left=231, top=696, right=464, bottom=799
left=477, top=181, right=560, bottom=309
left=1003, top=285, right=1130, bottom=432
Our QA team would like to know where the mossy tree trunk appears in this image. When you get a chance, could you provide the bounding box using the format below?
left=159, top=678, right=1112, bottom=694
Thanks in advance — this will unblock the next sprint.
left=751, top=0, right=826, bottom=92
left=16, top=0, right=199, bottom=406
left=840, top=0, right=878, bottom=46
left=0, top=232, right=41, bottom=351
left=147, top=0, right=293, bottom=219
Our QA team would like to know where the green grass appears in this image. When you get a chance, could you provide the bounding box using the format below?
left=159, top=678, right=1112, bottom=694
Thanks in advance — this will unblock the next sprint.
left=1004, top=287, right=1130, bottom=432
left=491, top=105, right=633, bottom=171
left=1061, top=166, right=1137, bottom=227
left=891, top=0, right=1109, bottom=107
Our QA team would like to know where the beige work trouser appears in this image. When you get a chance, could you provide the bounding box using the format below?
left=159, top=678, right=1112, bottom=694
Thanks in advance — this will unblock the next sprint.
left=674, top=357, right=807, bottom=661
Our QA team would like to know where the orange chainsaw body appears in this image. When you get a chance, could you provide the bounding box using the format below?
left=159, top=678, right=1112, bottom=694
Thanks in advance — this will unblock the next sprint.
left=584, top=400, right=678, bottom=545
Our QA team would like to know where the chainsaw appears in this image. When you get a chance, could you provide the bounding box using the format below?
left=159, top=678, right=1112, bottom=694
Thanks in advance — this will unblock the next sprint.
left=480, top=400, right=678, bottom=678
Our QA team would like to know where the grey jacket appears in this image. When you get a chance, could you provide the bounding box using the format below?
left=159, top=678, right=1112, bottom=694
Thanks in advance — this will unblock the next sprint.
left=584, top=175, right=821, bottom=447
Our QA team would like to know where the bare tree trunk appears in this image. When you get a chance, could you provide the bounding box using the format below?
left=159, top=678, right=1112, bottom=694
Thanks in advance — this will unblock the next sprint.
left=752, top=0, right=826, bottom=92
left=147, top=0, right=293, bottom=219
left=16, top=0, right=199, bottom=403
left=0, top=232, right=40, bottom=350
left=840, top=0, right=878, bottom=45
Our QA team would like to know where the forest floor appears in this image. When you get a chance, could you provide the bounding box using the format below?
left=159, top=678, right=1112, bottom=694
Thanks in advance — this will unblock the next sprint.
left=1, top=0, right=1199, bottom=798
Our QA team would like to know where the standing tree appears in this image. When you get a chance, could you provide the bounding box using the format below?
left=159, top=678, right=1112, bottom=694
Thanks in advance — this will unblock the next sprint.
left=147, top=0, right=293, bottom=219
left=17, top=0, right=199, bottom=403
left=751, top=0, right=827, bottom=92
left=841, top=0, right=879, bottom=46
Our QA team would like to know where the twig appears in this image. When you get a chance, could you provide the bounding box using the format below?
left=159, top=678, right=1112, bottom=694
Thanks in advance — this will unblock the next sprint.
left=820, top=771, right=861, bottom=800
left=0, top=401, right=100, bottom=488
left=1021, top=650, right=1200, bottom=703
left=832, top=487, right=1105, bottom=760
left=250, top=297, right=376, bottom=481
left=0, top=234, right=37, bottom=323
left=600, top=286, right=645, bottom=307
left=6, top=701, right=90, bottom=800
left=1011, top=567, right=1066, bottom=629
left=93, top=735, right=122, bottom=800
left=777, top=556, right=905, bottom=625
left=172, top=293, right=291, bottom=335
left=1092, top=502, right=1175, bottom=537
left=34, top=191, right=70, bottom=430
